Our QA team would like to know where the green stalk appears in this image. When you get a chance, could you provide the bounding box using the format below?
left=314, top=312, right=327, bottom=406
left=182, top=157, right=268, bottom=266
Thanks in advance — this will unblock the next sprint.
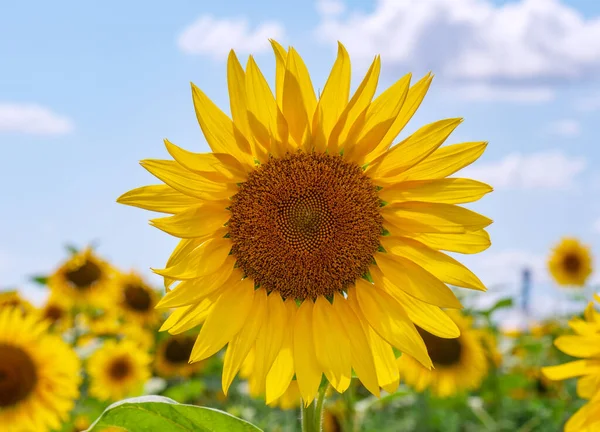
left=301, top=385, right=328, bottom=432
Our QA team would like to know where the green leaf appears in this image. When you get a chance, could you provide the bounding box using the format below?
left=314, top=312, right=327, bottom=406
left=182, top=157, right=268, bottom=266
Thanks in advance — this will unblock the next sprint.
left=65, top=243, right=79, bottom=255
left=86, top=396, right=263, bottom=432
left=483, top=297, right=513, bottom=317
left=30, top=275, right=49, bottom=286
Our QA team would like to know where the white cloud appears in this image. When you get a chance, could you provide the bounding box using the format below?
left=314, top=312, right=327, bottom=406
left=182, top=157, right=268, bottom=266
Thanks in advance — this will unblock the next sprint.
left=472, top=250, right=548, bottom=288
left=0, top=103, right=74, bottom=135
left=448, top=84, right=555, bottom=103
left=316, top=0, right=600, bottom=98
left=575, top=94, right=600, bottom=112
left=316, top=0, right=346, bottom=17
left=547, top=118, right=581, bottom=137
left=177, top=15, right=285, bottom=59
left=462, top=150, right=586, bottom=190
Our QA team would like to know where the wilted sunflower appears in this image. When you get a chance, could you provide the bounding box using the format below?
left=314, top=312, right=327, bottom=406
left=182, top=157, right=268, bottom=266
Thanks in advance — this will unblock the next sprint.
left=155, top=334, right=203, bottom=378
left=116, top=271, right=159, bottom=326
left=48, top=248, right=116, bottom=307
left=87, top=339, right=151, bottom=401
left=542, top=295, right=600, bottom=400
left=548, top=238, right=593, bottom=287
left=397, top=311, right=488, bottom=397
left=118, top=40, right=491, bottom=404
left=0, top=307, right=80, bottom=432
left=0, top=290, right=34, bottom=315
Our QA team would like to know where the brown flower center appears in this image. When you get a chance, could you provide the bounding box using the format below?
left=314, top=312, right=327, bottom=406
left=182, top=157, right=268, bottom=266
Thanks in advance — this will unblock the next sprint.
left=108, top=357, right=132, bottom=380
left=124, top=284, right=152, bottom=312
left=417, top=327, right=463, bottom=367
left=65, top=259, right=102, bottom=290
left=229, top=153, right=382, bottom=300
left=164, top=337, right=195, bottom=364
left=44, top=305, right=64, bottom=322
left=0, top=344, right=38, bottom=407
left=563, top=253, right=581, bottom=274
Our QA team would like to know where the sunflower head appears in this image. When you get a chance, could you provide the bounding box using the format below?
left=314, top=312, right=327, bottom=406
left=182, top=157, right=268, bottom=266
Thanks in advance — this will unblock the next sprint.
left=155, top=335, right=203, bottom=378
left=0, top=290, right=34, bottom=315
left=48, top=248, right=116, bottom=307
left=398, top=311, right=488, bottom=397
left=87, top=339, right=151, bottom=401
left=119, top=40, right=492, bottom=404
left=0, top=307, right=81, bottom=432
left=548, top=238, right=593, bottom=287
left=116, top=271, right=159, bottom=326
left=39, top=295, right=72, bottom=331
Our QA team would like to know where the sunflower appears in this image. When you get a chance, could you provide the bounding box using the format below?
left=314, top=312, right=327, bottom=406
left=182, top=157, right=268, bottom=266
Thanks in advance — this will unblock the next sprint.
left=116, top=271, right=160, bottom=326
left=0, top=307, right=80, bottom=432
left=118, top=40, right=491, bottom=404
left=48, top=248, right=116, bottom=308
left=78, top=313, right=155, bottom=351
left=548, top=238, right=593, bottom=287
left=87, top=339, right=151, bottom=401
left=155, top=334, right=204, bottom=378
left=542, top=295, right=600, bottom=401
left=39, top=294, right=72, bottom=331
left=397, top=311, right=488, bottom=397
left=0, top=290, right=34, bottom=315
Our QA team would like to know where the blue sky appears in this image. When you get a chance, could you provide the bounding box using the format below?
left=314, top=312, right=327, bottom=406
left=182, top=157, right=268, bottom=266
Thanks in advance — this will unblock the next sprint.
left=1, top=0, right=599, bottom=324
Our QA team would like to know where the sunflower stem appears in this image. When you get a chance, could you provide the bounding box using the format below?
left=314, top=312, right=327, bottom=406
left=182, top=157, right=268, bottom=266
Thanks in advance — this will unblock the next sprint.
left=301, top=385, right=328, bottom=432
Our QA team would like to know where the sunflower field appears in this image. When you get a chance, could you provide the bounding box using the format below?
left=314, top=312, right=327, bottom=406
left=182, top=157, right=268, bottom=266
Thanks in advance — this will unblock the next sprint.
left=2, top=27, right=599, bottom=432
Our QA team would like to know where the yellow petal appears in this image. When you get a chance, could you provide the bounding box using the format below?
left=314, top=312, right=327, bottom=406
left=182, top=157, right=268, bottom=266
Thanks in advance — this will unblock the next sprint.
left=393, top=141, right=488, bottom=182
left=163, top=238, right=203, bottom=289
left=353, top=281, right=432, bottom=369
left=191, top=83, right=253, bottom=166
left=253, top=292, right=288, bottom=397
left=379, top=178, right=492, bottom=205
left=313, top=296, right=352, bottom=393
left=555, top=335, right=600, bottom=358
left=269, top=40, right=287, bottom=108
left=367, top=118, right=463, bottom=180
left=166, top=294, right=218, bottom=335
left=371, top=266, right=459, bottom=338
left=150, top=203, right=229, bottom=239
left=397, top=230, right=491, bottom=254
left=345, top=73, right=411, bottom=162
left=164, top=139, right=248, bottom=182
left=381, top=236, right=486, bottom=291
left=362, top=73, right=433, bottom=165
left=565, top=399, right=600, bottom=432
left=328, top=56, right=380, bottom=153
left=542, top=360, right=600, bottom=381
left=332, top=292, right=380, bottom=397
left=156, top=258, right=237, bottom=309
left=153, top=237, right=232, bottom=280
left=160, top=291, right=219, bottom=335
left=348, top=293, right=399, bottom=392
left=293, top=300, right=322, bottom=405
left=374, top=253, right=462, bottom=308
left=569, top=317, right=600, bottom=336
left=383, top=202, right=493, bottom=233
left=227, top=51, right=252, bottom=140
left=140, top=159, right=236, bottom=200
left=222, top=287, right=267, bottom=394
left=312, top=42, right=351, bottom=153
left=266, top=300, right=296, bottom=404
left=190, top=278, right=255, bottom=362
left=577, top=374, right=600, bottom=399
left=117, top=184, right=199, bottom=214
left=245, top=56, right=290, bottom=156
left=282, top=48, right=316, bottom=149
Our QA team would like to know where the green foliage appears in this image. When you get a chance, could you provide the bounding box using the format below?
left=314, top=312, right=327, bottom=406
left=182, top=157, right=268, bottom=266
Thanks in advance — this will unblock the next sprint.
left=30, top=275, right=49, bottom=286
left=86, top=396, right=263, bottom=432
